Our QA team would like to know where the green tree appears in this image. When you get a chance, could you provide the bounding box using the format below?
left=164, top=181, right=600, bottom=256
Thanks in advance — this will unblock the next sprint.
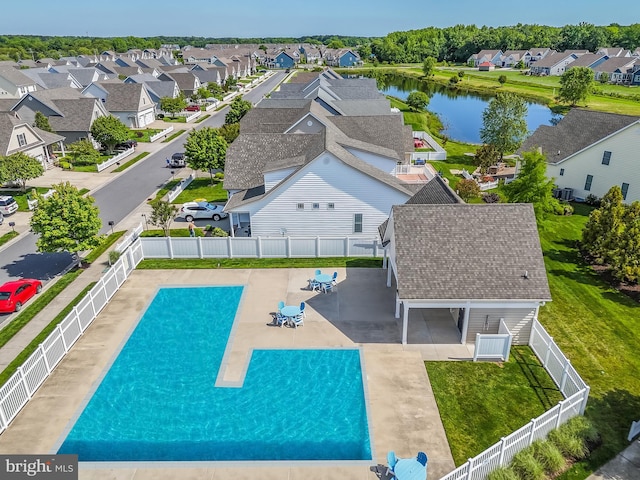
left=224, top=96, right=252, bottom=124
left=498, top=74, right=507, bottom=85
left=503, top=150, right=560, bottom=222
left=558, top=66, right=593, bottom=106
left=207, top=82, right=223, bottom=98
left=30, top=182, right=102, bottom=253
left=406, top=91, right=430, bottom=111
left=149, top=200, right=178, bottom=237
left=194, top=86, right=210, bottom=102
left=160, top=96, right=187, bottom=118
left=480, top=92, right=528, bottom=160
left=33, top=111, right=53, bottom=132
left=217, top=123, right=240, bottom=144
left=474, top=144, right=500, bottom=175
left=184, top=127, right=228, bottom=184
left=598, top=72, right=609, bottom=84
left=582, top=186, right=626, bottom=261
left=327, top=39, right=345, bottom=49
left=609, top=202, right=640, bottom=283
left=449, top=75, right=459, bottom=85
left=0, top=152, right=44, bottom=192
left=224, top=76, right=237, bottom=92
left=422, top=56, right=437, bottom=77
left=68, top=139, right=100, bottom=166
left=90, top=115, right=129, bottom=154
left=457, top=178, right=481, bottom=202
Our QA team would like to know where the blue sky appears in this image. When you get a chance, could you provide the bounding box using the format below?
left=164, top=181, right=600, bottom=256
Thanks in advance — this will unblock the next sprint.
left=2, top=0, right=639, bottom=38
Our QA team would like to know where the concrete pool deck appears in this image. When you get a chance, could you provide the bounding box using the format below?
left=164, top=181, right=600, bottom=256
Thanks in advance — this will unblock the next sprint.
left=0, top=268, right=459, bottom=480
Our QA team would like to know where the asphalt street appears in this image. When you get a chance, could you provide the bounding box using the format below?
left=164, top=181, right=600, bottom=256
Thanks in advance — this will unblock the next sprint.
left=0, top=71, right=286, bottom=284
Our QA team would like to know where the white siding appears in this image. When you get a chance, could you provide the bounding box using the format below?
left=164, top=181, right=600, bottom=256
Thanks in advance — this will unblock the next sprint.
left=466, top=307, right=536, bottom=345
left=344, top=147, right=399, bottom=174
left=239, top=153, right=410, bottom=237
left=547, top=122, right=640, bottom=203
left=264, top=167, right=296, bottom=192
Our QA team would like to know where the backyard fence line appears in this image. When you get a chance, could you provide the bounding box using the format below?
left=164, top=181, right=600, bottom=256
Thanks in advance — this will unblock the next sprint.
left=140, top=236, right=383, bottom=259
left=474, top=320, right=512, bottom=361
left=27, top=188, right=55, bottom=210
left=96, top=147, right=135, bottom=172
left=0, top=240, right=144, bottom=435
left=114, top=222, right=144, bottom=253
left=166, top=173, right=195, bottom=202
left=149, top=126, right=174, bottom=142
left=439, top=319, right=589, bottom=480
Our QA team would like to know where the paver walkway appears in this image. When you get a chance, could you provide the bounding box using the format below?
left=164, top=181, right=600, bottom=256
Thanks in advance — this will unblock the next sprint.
left=587, top=438, right=640, bottom=480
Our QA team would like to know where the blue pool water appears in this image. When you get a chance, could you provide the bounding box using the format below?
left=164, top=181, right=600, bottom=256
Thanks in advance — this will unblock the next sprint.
left=58, top=286, right=371, bottom=462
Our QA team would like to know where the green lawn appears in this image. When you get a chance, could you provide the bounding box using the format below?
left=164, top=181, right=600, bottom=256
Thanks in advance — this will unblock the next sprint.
left=0, top=187, right=51, bottom=211
left=112, top=152, right=149, bottom=172
left=161, top=130, right=186, bottom=143
left=0, top=231, right=19, bottom=247
left=170, top=177, right=227, bottom=204
left=138, top=257, right=382, bottom=270
left=83, top=230, right=126, bottom=264
left=140, top=228, right=205, bottom=238
left=149, top=180, right=180, bottom=203
left=162, top=116, right=186, bottom=123
left=195, top=114, right=211, bottom=123
left=427, top=346, right=563, bottom=465
left=127, top=128, right=161, bottom=142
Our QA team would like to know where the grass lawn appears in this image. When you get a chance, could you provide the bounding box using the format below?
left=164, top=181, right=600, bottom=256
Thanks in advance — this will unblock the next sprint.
left=195, top=114, right=211, bottom=123
left=83, top=230, right=126, bottom=264
left=78, top=188, right=90, bottom=196
left=0, top=231, right=19, bottom=247
left=0, top=187, right=51, bottom=211
left=140, top=228, right=205, bottom=238
left=127, top=128, right=161, bottom=142
left=138, top=257, right=382, bottom=270
left=170, top=177, right=227, bottom=204
left=149, top=180, right=180, bottom=203
left=112, top=152, right=149, bottom=172
left=427, top=346, right=563, bottom=465
left=162, top=130, right=186, bottom=143
left=162, top=116, right=187, bottom=123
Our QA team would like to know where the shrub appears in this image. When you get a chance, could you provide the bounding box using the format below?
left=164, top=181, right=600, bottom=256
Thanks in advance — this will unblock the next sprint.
left=585, top=194, right=601, bottom=207
left=562, top=202, right=574, bottom=215
left=530, top=440, right=566, bottom=475
left=214, top=172, right=224, bottom=180
left=483, top=192, right=500, bottom=203
left=109, top=250, right=122, bottom=265
left=487, top=466, right=518, bottom=480
left=457, top=70, right=464, bottom=79
left=59, top=161, right=72, bottom=170
left=549, top=424, right=589, bottom=460
left=135, top=131, right=144, bottom=138
left=511, top=448, right=545, bottom=480
left=498, top=75, right=507, bottom=85
left=449, top=76, right=459, bottom=85
left=562, top=416, right=599, bottom=445
left=211, top=227, right=228, bottom=237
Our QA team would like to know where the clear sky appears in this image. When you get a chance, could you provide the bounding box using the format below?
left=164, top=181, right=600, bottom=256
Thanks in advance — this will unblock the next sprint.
left=2, top=0, right=639, bottom=38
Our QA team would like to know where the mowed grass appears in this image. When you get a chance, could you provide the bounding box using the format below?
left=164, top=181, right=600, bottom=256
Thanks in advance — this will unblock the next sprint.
left=138, top=257, right=382, bottom=270
left=427, top=347, right=563, bottom=465
left=171, top=177, right=227, bottom=204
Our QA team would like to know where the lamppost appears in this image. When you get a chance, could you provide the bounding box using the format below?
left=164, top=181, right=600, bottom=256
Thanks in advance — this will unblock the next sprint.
left=141, top=213, right=149, bottom=231
left=108, top=220, right=115, bottom=235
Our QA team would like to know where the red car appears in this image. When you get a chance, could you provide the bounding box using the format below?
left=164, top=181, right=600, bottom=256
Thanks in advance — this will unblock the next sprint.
left=185, top=105, right=201, bottom=112
left=0, top=279, right=43, bottom=313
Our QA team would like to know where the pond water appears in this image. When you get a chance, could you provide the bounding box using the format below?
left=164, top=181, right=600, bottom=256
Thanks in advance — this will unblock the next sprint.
left=373, top=74, right=560, bottom=144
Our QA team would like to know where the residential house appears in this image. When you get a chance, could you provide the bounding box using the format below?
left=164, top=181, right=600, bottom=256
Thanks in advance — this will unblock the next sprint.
left=0, top=67, right=38, bottom=98
left=86, top=82, right=155, bottom=128
left=527, top=48, right=554, bottom=65
left=592, top=57, right=638, bottom=83
left=566, top=53, right=609, bottom=71
left=467, top=49, right=503, bottom=67
left=529, top=52, right=578, bottom=76
left=267, top=50, right=296, bottom=69
left=379, top=203, right=551, bottom=345
left=521, top=109, right=640, bottom=203
left=49, top=66, right=112, bottom=87
left=124, top=74, right=180, bottom=106
left=19, top=68, right=84, bottom=90
left=11, top=88, right=109, bottom=145
left=301, top=45, right=322, bottom=64
left=0, top=112, right=65, bottom=169
left=324, top=49, right=361, bottom=67
left=596, top=47, right=631, bottom=57
left=500, top=50, right=530, bottom=67
left=157, top=72, right=201, bottom=98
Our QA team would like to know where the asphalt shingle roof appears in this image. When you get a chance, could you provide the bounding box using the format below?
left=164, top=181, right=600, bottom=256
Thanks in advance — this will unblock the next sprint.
left=405, top=176, right=463, bottom=204
left=520, top=109, right=639, bottom=164
left=100, top=83, right=147, bottom=112
left=392, top=203, right=551, bottom=301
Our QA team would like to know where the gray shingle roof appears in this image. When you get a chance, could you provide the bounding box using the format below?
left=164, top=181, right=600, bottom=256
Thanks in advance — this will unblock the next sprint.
left=520, top=109, right=639, bottom=164
left=405, top=176, right=463, bottom=204
left=328, top=115, right=410, bottom=160
left=592, top=56, right=637, bottom=73
left=240, top=105, right=312, bottom=134
left=392, top=203, right=551, bottom=301
left=100, top=83, right=147, bottom=112
left=47, top=98, right=103, bottom=133
left=0, top=66, right=36, bottom=87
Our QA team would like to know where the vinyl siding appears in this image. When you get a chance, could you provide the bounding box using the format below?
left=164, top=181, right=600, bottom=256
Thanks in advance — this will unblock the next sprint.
left=466, top=307, right=536, bottom=345
left=547, top=122, right=640, bottom=203
left=264, top=167, right=296, bottom=192
left=344, top=147, right=399, bottom=174
left=7, top=125, right=42, bottom=154
left=242, top=153, right=410, bottom=237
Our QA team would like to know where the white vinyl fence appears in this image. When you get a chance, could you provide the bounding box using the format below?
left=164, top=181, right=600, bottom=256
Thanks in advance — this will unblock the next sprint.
left=141, top=236, right=383, bottom=259
left=440, top=319, right=589, bottom=480
left=149, top=126, right=174, bottom=142
left=0, top=240, right=144, bottom=434
left=166, top=173, right=195, bottom=202
left=474, top=320, right=512, bottom=362
left=96, top=147, right=135, bottom=172
left=114, top=222, right=144, bottom=253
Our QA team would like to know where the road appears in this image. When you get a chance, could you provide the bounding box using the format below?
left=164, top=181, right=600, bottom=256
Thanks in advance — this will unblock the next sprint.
left=0, top=72, right=286, bottom=284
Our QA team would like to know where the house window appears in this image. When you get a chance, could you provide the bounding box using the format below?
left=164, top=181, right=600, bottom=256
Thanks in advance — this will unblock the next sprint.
left=354, top=213, right=363, bottom=233
left=602, top=151, right=611, bottom=165
left=559, top=168, right=565, bottom=176
left=296, top=203, right=304, bottom=210
left=621, top=183, right=629, bottom=200
left=327, top=203, right=335, bottom=210
left=312, top=203, right=319, bottom=210
left=17, top=133, right=27, bottom=147
left=584, top=174, right=594, bottom=191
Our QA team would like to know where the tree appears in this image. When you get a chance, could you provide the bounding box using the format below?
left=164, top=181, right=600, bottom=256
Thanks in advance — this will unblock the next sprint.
left=480, top=92, right=528, bottom=160
left=160, top=96, right=187, bottom=118
left=498, top=75, right=507, bottom=85
left=217, top=123, right=240, bottom=144
left=68, top=139, right=100, bottom=166
left=449, top=75, right=459, bottom=85
left=558, top=67, right=593, bottom=106
left=582, top=186, right=626, bottom=261
left=0, top=152, right=44, bottom=192
left=207, top=82, right=223, bottom=98
left=457, top=70, right=465, bottom=79
left=224, top=96, right=252, bottom=124
left=33, top=111, right=53, bottom=132
left=194, top=86, right=210, bottom=101
left=457, top=178, right=480, bottom=202
left=149, top=200, right=178, bottom=237
left=406, top=91, right=430, bottom=111
left=184, top=127, right=228, bottom=184
left=598, top=72, right=609, bottom=85
left=30, top=182, right=102, bottom=253
left=422, top=57, right=437, bottom=77
left=327, top=39, right=345, bottom=49
left=608, top=202, right=640, bottom=283
left=503, top=150, right=560, bottom=222
left=474, top=144, right=500, bottom=175
left=224, top=76, right=237, bottom=92
left=90, top=115, right=129, bottom=154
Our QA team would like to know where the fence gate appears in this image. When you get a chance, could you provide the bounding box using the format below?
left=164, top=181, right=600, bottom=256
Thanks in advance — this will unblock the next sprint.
left=473, top=319, right=513, bottom=362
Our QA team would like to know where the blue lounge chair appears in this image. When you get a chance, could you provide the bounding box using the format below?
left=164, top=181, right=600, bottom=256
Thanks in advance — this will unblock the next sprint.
left=417, top=451, right=428, bottom=467
left=322, top=282, right=333, bottom=293
left=386, top=451, right=398, bottom=476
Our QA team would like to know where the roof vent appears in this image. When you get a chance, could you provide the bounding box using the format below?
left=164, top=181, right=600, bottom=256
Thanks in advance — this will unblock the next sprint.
left=523, top=270, right=529, bottom=279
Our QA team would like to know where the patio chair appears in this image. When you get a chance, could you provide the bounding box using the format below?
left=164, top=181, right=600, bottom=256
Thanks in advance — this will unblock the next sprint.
left=417, top=451, right=428, bottom=467
left=332, top=271, right=338, bottom=285
left=322, top=282, right=333, bottom=294
left=315, top=269, right=321, bottom=275
left=291, top=313, right=304, bottom=328
left=277, top=301, right=285, bottom=311
left=386, top=451, right=398, bottom=476
left=299, top=302, right=306, bottom=318
left=308, top=278, right=321, bottom=291
left=274, top=311, right=288, bottom=327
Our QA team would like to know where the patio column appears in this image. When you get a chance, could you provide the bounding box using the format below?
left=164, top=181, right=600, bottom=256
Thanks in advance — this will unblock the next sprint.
left=395, top=291, right=401, bottom=318
left=229, top=212, right=235, bottom=237
left=386, top=259, right=392, bottom=287
left=402, top=301, right=410, bottom=345
left=460, top=301, right=471, bottom=345
left=382, top=247, right=388, bottom=269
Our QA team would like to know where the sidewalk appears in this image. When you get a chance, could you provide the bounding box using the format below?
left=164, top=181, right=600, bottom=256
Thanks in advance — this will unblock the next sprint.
left=587, top=438, right=640, bottom=480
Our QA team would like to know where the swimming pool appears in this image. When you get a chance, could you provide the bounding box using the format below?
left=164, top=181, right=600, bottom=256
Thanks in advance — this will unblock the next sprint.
left=57, top=286, right=372, bottom=461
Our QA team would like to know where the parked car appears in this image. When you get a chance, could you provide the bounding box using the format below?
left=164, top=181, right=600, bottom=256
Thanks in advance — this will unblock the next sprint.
left=0, top=196, right=18, bottom=215
left=167, top=152, right=186, bottom=168
left=0, top=279, right=43, bottom=313
left=178, top=202, right=228, bottom=222
left=115, top=140, right=137, bottom=150
left=185, top=105, right=201, bottom=112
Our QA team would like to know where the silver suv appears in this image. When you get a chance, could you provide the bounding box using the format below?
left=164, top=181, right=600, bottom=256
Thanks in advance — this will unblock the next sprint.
left=0, top=196, right=18, bottom=215
left=178, top=202, right=228, bottom=222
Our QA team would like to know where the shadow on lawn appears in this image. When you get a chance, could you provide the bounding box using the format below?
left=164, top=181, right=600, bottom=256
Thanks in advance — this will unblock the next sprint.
left=512, top=347, right=562, bottom=410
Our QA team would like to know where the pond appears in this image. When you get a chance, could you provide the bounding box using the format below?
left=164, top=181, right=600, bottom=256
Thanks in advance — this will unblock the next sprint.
left=372, top=73, right=560, bottom=144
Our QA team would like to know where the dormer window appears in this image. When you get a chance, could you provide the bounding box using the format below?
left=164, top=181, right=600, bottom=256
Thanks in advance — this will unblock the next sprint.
left=17, top=133, right=27, bottom=147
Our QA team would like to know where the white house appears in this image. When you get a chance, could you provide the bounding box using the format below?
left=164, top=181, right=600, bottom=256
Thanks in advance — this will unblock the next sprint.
left=380, top=203, right=551, bottom=345
left=84, top=82, right=155, bottom=128
left=529, top=52, right=578, bottom=76
left=0, top=112, right=65, bottom=169
left=0, top=67, right=38, bottom=98
left=521, top=109, right=640, bottom=203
